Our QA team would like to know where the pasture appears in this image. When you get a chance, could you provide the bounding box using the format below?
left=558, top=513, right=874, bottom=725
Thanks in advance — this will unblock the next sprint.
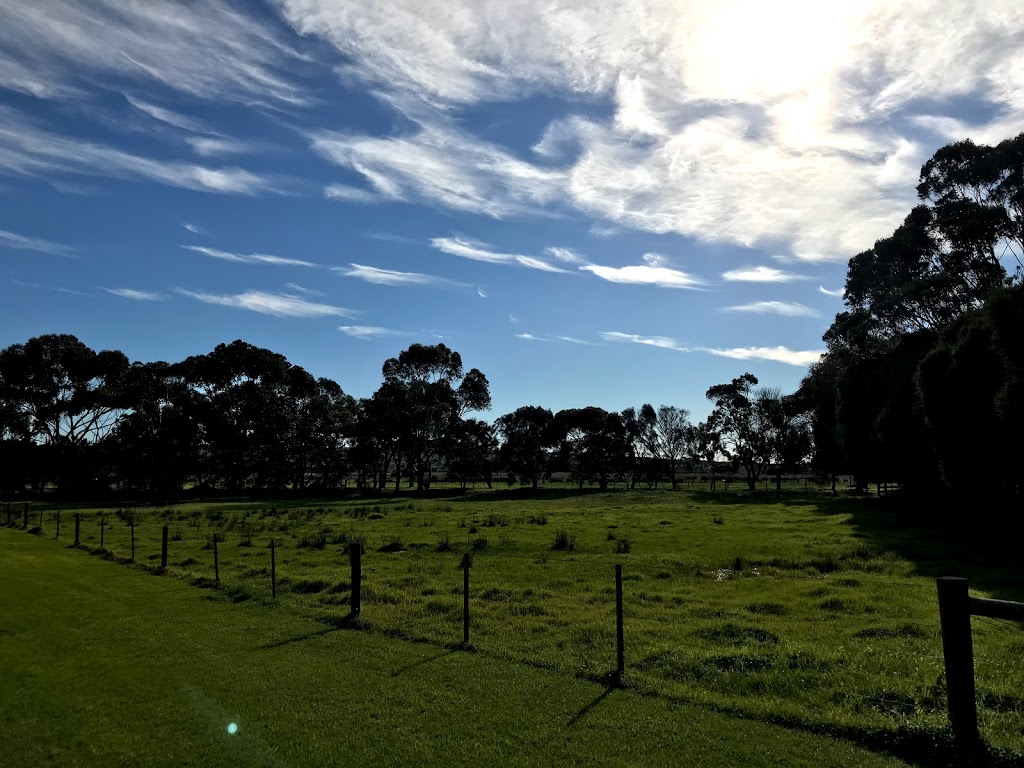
left=6, top=487, right=1024, bottom=762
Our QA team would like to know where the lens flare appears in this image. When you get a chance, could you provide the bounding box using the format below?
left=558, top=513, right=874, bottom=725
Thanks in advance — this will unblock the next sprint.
left=227, top=723, right=239, bottom=735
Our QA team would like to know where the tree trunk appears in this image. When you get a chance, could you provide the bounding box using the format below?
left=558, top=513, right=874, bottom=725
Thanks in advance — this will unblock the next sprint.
left=394, top=454, right=402, bottom=493
left=747, top=476, right=756, bottom=492
left=831, top=473, right=837, bottom=495
left=776, top=473, right=782, bottom=492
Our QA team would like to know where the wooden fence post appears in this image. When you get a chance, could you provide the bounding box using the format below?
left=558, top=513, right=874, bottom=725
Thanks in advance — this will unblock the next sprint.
left=23, top=503, right=29, bottom=528
left=39, top=508, right=43, bottom=530
left=350, top=542, right=362, bottom=616
left=462, top=554, right=471, bottom=646
left=937, top=577, right=978, bottom=748
left=161, top=525, right=169, bottom=570
left=130, top=523, right=135, bottom=562
left=55, top=510, right=60, bottom=539
left=270, top=539, right=277, bottom=599
left=100, top=517, right=106, bottom=549
left=214, top=535, right=220, bottom=583
left=74, top=513, right=81, bottom=545
left=615, top=564, right=625, bottom=685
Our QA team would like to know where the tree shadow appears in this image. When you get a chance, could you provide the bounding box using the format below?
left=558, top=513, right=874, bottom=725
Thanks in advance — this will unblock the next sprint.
left=390, top=649, right=456, bottom=677
left=258, top=625, right=341, bottom=650
left=567, top=686, right=616, bottom=727
left=840, top=498, right=1024, bottom=602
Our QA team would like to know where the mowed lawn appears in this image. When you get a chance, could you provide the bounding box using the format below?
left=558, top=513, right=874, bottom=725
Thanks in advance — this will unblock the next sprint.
left=0, top=531, right=915, bottom=768
left=21, top=488, right=1024, bottom=756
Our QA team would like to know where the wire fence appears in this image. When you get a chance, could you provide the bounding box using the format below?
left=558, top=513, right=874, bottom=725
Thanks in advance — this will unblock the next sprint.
left=4, top=501, right=1023, bottom=753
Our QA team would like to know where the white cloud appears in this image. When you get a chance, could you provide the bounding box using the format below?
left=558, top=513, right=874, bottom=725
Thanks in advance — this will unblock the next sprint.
left=102, top=287, right=163, bottom=301
left=722, top=266, right=809, bottom=283
left=339, top=325, right=407, bottom=338
left=324, top=183, right=389, bottom=204
left=515, top=332, right=544, bottom=341
left=430, top=236, right=567, bottom=272
left=723, top=301, right=821, bottom=317
left=278, top=0, right=1024, bottom=260
left=0, top=106, right=280, bottom=195
left=601, top=331, right=822, bottom=366
left=589, top=225, right=618, bottom=238
left=183, top=223, right=205, bottom=235
left=582, top=254, right=701, bottom=288
left=126, top=96, right=211, bottom=134
left=697, top=346, right=824, bottom=367
left=477, top=286, right=488, bottom=298
left=285, top=282, right=325, bottom=297
left=182, top=245, right=316, bottom=268
left=509, top=314, right=520, bottom=325
left=556, top=335, right=598, bottom=346
left=336, top=263, right=464, bottom=287
left=177, top=289, right=354, bottom=318
left=0, top=228, right=74, bottom=257
left=11, top=279, right=87, bottom=296
left=0, top=1, right=310, bottom=105
left=545, top=246, right=587, bottom=264
left=310, top=118, right=565, bottom=218
left=600, top=331, right=687, bottom=351
left=818, top=285, right=844, bottom=298
left=186, top=136, right=258, bottom=158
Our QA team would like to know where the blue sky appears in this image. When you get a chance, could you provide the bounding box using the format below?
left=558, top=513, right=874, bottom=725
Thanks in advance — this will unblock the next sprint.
left=2, top=0, right=1022, bottom=420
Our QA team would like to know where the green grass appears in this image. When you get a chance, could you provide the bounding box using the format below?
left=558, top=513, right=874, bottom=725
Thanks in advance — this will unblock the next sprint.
left=7, top=487, right=1024, bottom=759
left=0, top=530, right=916, bottom=767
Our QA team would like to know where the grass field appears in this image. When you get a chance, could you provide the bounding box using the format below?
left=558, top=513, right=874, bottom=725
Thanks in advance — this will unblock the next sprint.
left=5, top=487, right=1024, bottom=762
left=0, top=529, right=920, bottom=767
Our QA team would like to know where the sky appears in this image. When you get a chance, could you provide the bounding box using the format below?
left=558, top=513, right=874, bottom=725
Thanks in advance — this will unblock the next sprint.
left=1, top=1, right=1022, bottom=421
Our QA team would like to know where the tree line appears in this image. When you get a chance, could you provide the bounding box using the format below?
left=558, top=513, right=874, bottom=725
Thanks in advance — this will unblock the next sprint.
left=1, top=132, right=1021, bottom=503
left=0, top=334, right=811, bottom=497
left=799, top=131, right=1023, bottom=505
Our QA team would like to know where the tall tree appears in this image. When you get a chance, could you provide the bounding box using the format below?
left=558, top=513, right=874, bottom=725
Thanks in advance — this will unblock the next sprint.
left=705, top=373, right=771, bottom=491
left=495, top=406, right=557, bottom=490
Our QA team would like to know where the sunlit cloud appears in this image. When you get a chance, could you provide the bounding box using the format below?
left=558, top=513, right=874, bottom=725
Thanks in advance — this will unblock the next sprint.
left=285, top=282, right=325, bottom=297
left=182, top=245, right=316, bottom=268
left=278, top=0, right=1024, bottom=259
left=721, top=266, right=809, bottom=283
left=0, top=228, right=74, bottom=257
left=11, top=279, right=87, bottom=296
left=723, top=301, right=821, bottom=317
left=101, top=287, right=163, bottom=301
left=477, top=286, right=488, bottom=298
left=0, top=1, right=310, bottom=105
left=697, top=346, right=824, bottom=367
left=582, top=253, right=701, bottom=289
left=600, top=331, right=688, bottom=351
left=186, top=136, right=259, bottom=158
left=431, top=236, right=567, bottom=272
left=177, top=289, right=354, bottom=318
left=339, top=325, right=409, bottom=338
left=325, top=184, right=391, bottom=204
left=183, top=223, right=205, bottom=235
left=336, top=263, right=465, bottom=287
left=126, top=96, right=211, bottom=133
left=819, top=285, right=844, bottom=298
left=0, top=106, right=281, bottom=195
left=545, top=246, right=587, bottom=264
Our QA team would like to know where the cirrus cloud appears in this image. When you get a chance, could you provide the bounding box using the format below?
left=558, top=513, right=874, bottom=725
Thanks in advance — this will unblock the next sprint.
left=177, top=289, right=354, bottom=318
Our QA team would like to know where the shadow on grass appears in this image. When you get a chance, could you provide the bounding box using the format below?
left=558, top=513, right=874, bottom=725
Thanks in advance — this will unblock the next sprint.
left=390, top=649, right=456, bottom=677
left=259, top=626, right=341, bottom=650
left=567, top=685, right=616, bottom=727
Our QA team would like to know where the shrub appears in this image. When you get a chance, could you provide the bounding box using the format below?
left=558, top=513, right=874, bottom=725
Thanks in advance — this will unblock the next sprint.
left=298, top=530, right=328, bottom=550
left=470, top=536, right=489, bottom=551
left=379, top=536, right=405, bottom=553
left=552, top=530, right=577, bottom=552
left=613, top=538, right=632, bottom=554
left=435, top=534, right=453, bottom=552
